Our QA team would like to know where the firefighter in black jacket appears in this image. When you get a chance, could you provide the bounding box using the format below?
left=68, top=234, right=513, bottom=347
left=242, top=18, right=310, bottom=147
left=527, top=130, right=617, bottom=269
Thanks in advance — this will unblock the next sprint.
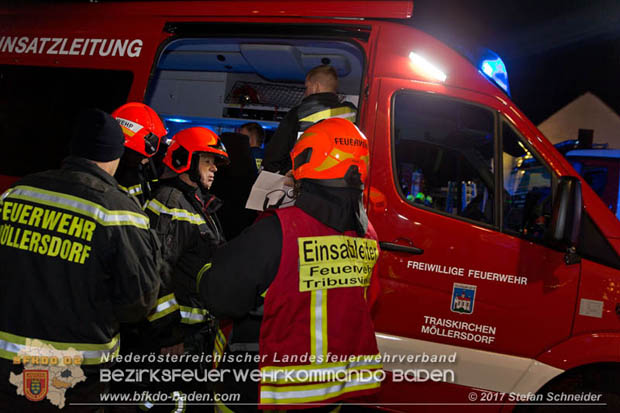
left=0, top=108, right=161, bottom=412
left=111, top=102, right=179, bottom=354
left=112, top=102, right=168, bottom=207
left=109, top=103, right=183, bottom=411
left=263, top=64, right=357, bottom=173
left=143, top=127, right=228, bottom=408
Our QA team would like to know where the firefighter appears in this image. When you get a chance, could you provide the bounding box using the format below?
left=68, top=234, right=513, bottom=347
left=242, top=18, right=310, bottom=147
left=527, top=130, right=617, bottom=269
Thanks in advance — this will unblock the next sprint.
left=112, top=102, right=168, bottom=206
left=0, top=108, right=161, bottom=412
left=262, top=64, right=357, bottom=174
left=143, top=127, right=228, bottom=409
left=197, top=118, right=382, bottom=412
left=239, top=122, right=265, bottom=172
left=109, top=102, right=178, bottom=413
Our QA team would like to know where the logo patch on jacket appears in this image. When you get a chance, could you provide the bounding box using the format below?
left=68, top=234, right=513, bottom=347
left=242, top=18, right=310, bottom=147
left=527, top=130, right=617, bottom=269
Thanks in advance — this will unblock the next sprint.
left=298, top=235, right=378, bottom=292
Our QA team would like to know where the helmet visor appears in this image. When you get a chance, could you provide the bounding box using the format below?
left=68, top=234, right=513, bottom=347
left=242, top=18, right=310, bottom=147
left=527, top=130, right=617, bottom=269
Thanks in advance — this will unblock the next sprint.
left=144, top=132, right=161, bottom=156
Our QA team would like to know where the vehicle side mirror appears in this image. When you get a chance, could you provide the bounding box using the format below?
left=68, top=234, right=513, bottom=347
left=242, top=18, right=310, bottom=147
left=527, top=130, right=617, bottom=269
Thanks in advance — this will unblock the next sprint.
left=549, top=176, right=582, bottom=247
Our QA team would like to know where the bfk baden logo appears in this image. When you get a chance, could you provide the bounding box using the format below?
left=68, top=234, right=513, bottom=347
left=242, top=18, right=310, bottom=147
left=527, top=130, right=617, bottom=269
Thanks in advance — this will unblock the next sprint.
left=24, top=370, right=49, bottom=402
left=10, top=340, right=86, bottom=409
left=451, top=283, right=477, bottom=314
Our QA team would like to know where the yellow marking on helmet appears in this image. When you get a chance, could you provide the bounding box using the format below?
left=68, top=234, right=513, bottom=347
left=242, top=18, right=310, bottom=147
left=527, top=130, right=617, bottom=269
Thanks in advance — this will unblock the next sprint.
left=314, top=148, right=354, bottom=172
left=333, top=148, right=355, bottom=160
left=121, top=125, right=136, bottom=137
left=361, top=155, right=369, bottom=164
left=314, top=156, right=339, bottom=172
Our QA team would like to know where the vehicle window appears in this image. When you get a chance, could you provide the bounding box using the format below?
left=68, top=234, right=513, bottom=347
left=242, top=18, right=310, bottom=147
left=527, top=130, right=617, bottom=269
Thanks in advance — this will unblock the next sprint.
left=570, top=160, right=609, bottom=197
left=569, top=158, right=620, bottom=217
left=502, top=121, right=554, bottom=241
left=0, top=65, right=133, bottom=178
left=392, top=92, right=495, bottom=225
left=582, top=167, right=608, bottom=196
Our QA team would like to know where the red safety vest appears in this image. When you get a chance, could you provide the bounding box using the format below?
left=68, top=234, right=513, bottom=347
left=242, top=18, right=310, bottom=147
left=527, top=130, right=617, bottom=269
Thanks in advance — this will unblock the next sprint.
left=258, top=206, right=382, bottom=409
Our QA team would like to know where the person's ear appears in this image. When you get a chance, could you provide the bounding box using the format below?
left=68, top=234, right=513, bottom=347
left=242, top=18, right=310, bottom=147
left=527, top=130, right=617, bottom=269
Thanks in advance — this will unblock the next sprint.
left=306, top=80, right=319, bottom=95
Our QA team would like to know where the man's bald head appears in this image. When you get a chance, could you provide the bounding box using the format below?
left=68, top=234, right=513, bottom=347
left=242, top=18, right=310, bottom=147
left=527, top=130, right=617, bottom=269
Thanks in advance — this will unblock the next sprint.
left=305, top=65, right=338, bottom=96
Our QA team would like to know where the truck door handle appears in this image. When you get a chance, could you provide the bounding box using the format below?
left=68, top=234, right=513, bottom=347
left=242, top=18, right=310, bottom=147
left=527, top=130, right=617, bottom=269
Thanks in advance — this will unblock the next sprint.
left=379, top=242, right=424, bottom=255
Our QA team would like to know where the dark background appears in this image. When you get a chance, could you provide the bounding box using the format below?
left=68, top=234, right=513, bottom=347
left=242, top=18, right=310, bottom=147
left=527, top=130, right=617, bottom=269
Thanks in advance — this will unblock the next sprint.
left=411, top=0, right=620, bottom=125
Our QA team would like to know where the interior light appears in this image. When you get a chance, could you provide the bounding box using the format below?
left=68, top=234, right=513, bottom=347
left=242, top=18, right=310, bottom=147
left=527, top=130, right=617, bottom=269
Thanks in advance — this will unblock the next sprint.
left=409, top=52, right=447, bottom=82
left=166, top=117, right=191, bottom=123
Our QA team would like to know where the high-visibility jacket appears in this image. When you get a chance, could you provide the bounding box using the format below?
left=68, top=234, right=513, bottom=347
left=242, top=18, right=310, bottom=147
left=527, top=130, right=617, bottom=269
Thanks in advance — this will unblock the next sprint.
left=263, top=92, right=357, bottom=173
left=296, top=95, right=357, bottom=134
left=115, top=150, right=158, bottom=208
left=145, top=178, right=224, bottom=338
left=0, top=157, right=161, bottom=367
left=115, top=155, right=185, bottom=351
left=258, top=206, right=382, bottom=408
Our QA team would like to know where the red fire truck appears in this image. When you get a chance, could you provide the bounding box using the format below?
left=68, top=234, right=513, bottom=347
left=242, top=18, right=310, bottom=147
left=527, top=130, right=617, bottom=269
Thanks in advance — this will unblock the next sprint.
left=1, top=1, right=619, bottom=411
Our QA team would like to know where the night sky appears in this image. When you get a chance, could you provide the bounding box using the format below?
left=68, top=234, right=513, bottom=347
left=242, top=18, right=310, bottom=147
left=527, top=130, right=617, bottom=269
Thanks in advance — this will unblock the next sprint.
left=411, top=0, right=620, bottom=125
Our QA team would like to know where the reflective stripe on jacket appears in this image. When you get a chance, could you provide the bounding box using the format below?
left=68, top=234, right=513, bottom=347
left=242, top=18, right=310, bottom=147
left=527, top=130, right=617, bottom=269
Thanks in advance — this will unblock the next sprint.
left=0, top=157, right=161, bottom=366
left=0, top=330, right=120, bottom=365
left=263, top=92, right=357, bottom=173
left=145, top=179, right=224, bottom=345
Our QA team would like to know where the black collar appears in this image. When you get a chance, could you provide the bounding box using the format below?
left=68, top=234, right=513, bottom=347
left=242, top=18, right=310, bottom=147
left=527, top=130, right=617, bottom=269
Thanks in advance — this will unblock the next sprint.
left=300, top=92, right=341, bottom=106
left=295, top=180, right=368, bottom=236
left=162, top=177, right=223, bottom=214
left=61, top=156, right=120, bottom=187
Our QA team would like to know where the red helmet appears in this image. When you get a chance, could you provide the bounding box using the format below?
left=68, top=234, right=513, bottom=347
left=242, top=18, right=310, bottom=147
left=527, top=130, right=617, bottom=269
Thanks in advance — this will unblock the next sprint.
left=163, top=127, right=229, bottom=174
left=290, top=118, right=369, bottom=188
left=112, top=102, right=167, bottom=158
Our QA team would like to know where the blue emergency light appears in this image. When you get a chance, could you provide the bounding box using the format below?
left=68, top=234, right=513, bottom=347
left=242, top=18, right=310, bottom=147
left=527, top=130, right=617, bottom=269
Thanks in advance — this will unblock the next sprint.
left=478, top=49, right=510, bottom=96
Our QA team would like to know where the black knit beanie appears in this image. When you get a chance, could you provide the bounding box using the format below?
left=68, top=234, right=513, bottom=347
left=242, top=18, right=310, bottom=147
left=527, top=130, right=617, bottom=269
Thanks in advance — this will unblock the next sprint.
left=70, top=108, right=125, bottom=162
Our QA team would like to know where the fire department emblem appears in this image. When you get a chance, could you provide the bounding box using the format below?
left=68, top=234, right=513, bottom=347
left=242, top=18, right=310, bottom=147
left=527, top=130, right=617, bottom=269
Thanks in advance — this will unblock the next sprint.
left=24, top=370, right=48, bottom=402
left=451, top=283, right=477, bottom=314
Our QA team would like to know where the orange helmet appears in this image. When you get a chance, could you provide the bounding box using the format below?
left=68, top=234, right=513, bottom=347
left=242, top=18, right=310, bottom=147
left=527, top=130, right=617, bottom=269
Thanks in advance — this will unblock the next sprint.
left=112, top=102, right=167, bottom=158
left=163, top=127, right=229, bottom=174
left=290, top=118, right=369, bottom=188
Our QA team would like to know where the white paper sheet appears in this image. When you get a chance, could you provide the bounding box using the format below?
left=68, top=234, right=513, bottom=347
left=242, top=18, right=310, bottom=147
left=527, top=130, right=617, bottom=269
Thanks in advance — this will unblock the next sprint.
left=245, top=171, right=295, bottom=211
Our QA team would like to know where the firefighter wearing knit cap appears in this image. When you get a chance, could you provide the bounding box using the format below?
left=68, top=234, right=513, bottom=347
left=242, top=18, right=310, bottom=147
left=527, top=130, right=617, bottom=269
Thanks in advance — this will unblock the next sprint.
left=0, top=108, right=162, bottom=412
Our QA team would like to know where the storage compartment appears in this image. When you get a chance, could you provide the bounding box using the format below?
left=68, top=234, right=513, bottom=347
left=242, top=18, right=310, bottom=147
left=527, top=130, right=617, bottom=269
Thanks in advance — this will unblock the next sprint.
left=146, top=37, right=365, bottom=142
